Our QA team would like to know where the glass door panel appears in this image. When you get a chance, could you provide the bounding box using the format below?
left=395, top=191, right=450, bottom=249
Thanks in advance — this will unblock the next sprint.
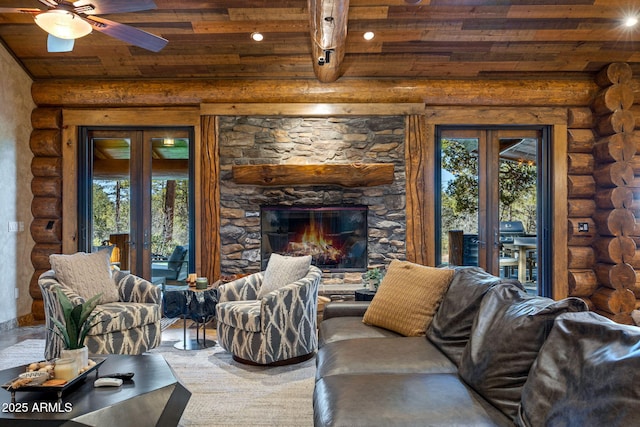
left=80, top=127, right=193, bottom=284
left=149, top=131, right=191, bottom=284
left=438, top=127, right=545, bottom=296
left=496, top=130, right=540, bottom=295
left=439, top=130, right=482, bottom=269
left=90, top=131, right=135, bottom=272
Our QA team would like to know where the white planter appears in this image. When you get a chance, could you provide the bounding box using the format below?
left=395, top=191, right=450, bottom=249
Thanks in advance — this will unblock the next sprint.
left=60, top=346, right=89, bottom=373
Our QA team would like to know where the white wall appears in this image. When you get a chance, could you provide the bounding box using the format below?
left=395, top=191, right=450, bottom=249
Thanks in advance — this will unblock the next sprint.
left=0, top=43, right=35, bottom=328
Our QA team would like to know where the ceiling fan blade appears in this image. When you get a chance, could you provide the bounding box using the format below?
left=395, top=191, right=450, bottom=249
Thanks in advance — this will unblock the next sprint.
left=0, top=7, right=42, bottom=15
left=47, top=34, right=74, bottom=52
left=73, top=0, right=158, bottom=15
left=85, top=15, right=167, bottom=52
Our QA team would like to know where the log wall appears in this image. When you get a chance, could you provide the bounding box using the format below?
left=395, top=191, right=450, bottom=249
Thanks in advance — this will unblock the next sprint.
left=29, top=108, right=63, bottom=321
left=566, top=107, right=597, bottom=301
left=585, top=63, right=638, bottom=324
left=25, top=72, right=640, bottom=324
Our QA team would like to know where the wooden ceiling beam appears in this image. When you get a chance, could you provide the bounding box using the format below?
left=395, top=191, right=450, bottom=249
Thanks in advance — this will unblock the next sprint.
left=309, top=0, right=350, bottom=82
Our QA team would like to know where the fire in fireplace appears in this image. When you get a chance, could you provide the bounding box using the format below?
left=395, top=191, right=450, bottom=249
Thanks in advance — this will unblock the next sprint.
left=261, top=205, right=368, bottom=271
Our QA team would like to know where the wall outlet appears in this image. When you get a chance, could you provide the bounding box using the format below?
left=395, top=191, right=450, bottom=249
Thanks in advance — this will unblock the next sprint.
left=578, top=222, right=589, bottom=232
left=14, top=288, right=19, bottom=299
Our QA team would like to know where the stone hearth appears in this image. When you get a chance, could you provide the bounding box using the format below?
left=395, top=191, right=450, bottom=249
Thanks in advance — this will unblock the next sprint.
left=218, top=116, right=407, bottom=289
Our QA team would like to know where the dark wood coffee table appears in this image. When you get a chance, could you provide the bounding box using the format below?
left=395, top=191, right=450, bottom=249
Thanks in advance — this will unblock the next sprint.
left=0, top=354, right=191, bottom=426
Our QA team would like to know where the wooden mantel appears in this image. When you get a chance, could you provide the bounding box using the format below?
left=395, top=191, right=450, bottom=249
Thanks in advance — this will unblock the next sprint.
left=232, top=163, right=394, bottom=187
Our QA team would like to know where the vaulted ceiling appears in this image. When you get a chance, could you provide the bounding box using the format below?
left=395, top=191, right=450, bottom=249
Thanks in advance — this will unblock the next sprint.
left=0, top=0, right=639, bottom=83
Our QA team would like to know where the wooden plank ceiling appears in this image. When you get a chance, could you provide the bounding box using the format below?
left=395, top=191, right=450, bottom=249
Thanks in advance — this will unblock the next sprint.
left=0, top=0, right=639, bottom=82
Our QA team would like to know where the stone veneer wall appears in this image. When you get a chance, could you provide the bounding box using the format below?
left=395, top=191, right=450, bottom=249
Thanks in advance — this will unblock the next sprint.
left=218, top=116, right=407, bottom=285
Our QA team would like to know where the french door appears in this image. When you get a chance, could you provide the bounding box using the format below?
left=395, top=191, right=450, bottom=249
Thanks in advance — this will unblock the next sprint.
left=78, top=127, right=195, bottom=281
left=436, top=127, right=552, bottom=296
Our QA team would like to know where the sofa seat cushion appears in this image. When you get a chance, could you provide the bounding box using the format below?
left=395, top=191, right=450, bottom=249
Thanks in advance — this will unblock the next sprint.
left=319, top=316, right=402, bottom=347
left=216, top=301, right=262, bottom=332
left=427, top=266, right=523, bottom=366
left=87, top=302, right=161, bottom=336
left=363, top=261, right=455, bottom=337
left=518, top=311, right=640, bottom=427
left=316, top=337, right=457, bottom=380
left=314, top=373, right=514, bottom=427
left=459, top=284, right=588, bottom=421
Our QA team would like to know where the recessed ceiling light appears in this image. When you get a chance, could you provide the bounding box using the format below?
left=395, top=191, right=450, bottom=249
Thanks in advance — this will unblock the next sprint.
left=624, top=16, right=639, bottom=27
left=251, top=32, right=264, bottom=42
left=363, top=31, right=375, bottom=41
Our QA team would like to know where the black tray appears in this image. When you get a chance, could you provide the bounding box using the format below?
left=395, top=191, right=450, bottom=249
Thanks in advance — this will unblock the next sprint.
left=2, top=357, right=106, bottom=402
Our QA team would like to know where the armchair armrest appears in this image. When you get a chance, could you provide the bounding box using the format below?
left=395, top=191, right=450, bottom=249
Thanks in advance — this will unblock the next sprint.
left=38, top=270, right=85, bottom=304
left=322, top=301, right=371, bottom=320
left=218, top=272, right=263, bottom=302
left=113, top=270, right=161, bottom=305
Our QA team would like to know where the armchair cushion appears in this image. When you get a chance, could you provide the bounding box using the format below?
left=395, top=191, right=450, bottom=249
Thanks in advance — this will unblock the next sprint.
left=216, top=301, right=262, bottom=332
left=89, top=301, right=161, bottom=335
left=363, top=260, right=455, bottom=337
left=257, top=253, right=312, bottom=298
left=49, top=251, right=119, bottom=304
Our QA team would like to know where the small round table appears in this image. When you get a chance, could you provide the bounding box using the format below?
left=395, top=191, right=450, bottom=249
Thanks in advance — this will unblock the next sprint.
left=163, top=284, right=218, bottom=350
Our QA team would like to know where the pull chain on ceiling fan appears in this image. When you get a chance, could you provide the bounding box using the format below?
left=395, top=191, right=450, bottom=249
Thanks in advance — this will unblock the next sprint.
left=0, top=0, right=167, bottom=53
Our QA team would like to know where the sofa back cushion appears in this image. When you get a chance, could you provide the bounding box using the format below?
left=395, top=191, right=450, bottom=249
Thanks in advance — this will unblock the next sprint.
left=362, top=260, right=455, bottom=337
left=458, top=284, right=588, bottom=421
left=427, top=266, right=522, bottom=366
left=518, top=311, right=640, bottom=427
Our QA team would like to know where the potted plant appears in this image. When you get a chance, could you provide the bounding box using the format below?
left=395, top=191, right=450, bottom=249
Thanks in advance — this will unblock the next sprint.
left=363, top=267, right=384, bottom=291
left=50, top=287, right=103, bottom=372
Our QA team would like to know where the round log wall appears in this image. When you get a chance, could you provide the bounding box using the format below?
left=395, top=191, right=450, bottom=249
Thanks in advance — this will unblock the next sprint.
left=586, top=63, right=638, bottom=324
left=29, top=108, right=63, bottom=321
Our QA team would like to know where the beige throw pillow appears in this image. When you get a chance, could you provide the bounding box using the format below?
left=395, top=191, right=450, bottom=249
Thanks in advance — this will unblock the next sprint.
left=363, top=260, right=455, bottom=337
left=49, top=251, right=119, bottom=304
left=258, top=253, right=312, bottom=299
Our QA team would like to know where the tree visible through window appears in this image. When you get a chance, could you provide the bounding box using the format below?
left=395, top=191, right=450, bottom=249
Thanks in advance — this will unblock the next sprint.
left=441, top=138, right=537, bottom=235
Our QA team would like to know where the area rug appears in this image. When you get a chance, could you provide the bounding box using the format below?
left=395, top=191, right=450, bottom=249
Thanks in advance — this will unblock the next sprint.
left=0, top=339, right=46, bottom=369
left=0, top=338, right=315, bottom=427
left=149, top=340, right=315, bottom=426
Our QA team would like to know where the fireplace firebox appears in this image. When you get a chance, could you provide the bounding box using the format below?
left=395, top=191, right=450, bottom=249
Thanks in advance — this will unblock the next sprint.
left=261, top=205, right=368, bottom=272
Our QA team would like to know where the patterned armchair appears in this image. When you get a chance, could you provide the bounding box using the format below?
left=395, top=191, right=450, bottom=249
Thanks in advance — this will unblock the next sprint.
left=216, top=265, right=322, bottom=365
left=39, top=269, right=162, bottom=360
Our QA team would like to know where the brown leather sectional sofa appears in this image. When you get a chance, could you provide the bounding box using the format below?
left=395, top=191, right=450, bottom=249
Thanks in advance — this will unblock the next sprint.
left=313, top=266, right=640, bottom=427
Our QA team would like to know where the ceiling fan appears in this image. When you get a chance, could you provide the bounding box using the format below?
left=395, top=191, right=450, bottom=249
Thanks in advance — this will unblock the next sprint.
left=0, top=0, right=167, bottom=53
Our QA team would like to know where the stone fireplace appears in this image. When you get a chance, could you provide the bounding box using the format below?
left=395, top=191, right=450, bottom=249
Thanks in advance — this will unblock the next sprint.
left=218, top=116, right=407, bottom=286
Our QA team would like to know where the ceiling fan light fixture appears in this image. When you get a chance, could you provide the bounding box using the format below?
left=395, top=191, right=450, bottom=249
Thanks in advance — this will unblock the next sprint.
left=34, top=10, right=92, bottom=40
